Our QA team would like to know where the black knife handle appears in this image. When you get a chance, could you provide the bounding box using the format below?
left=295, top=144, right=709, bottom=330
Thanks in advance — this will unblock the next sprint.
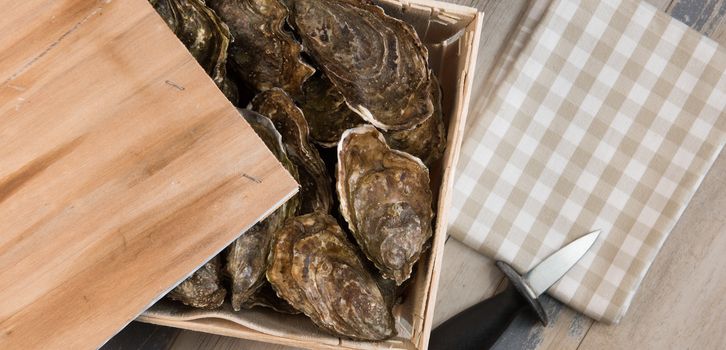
left=429, top=283, right=526, bottom=350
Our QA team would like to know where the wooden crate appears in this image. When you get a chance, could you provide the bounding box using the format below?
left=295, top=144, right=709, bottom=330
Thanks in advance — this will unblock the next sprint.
left=138, top=1, right=483, bottom=349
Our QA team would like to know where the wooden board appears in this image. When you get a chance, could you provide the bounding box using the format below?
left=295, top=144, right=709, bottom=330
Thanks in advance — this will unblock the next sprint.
left=0, top=1, right=298, bottom=349
left=104, top=0, right=726, bottom=349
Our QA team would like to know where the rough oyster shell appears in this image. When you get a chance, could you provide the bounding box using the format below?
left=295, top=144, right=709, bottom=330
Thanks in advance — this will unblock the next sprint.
left=289, top=0, right=434, bottom=131
left=267, top=212, right=396, bottom=340
left=383, top=73, right=447, bottom=167
left=252, top=89, right=333, bottom=214
left=150, top=0, right=238, bottom=101
left=225, top=109, right=300, bottom=311
left=207, top=0, right=315, bottom=97
left=225, top=218, right=280, bottom=311
left=167, top=255, right=226, bottom=309
left=240, top=281, right=300, bottom=314
left=299, top=73, right=366, bottom=147
left=238, top=109, right=301, bottom=202
left=337, top=126, right=434, bottom=284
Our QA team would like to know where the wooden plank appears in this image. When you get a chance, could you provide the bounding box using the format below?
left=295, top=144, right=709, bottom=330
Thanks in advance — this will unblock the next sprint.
left=0, top=1, right=298, bottom=349
left=433, top=238, right=505, bottom=328
left=170, top=330, right=299, bottom=350
left=668, top=0, right=726, bottom=40
left=491, top=295, right=591, bottom=350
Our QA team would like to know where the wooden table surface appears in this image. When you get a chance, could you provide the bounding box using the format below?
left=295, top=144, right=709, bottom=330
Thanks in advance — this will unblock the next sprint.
left=105, top=1, right=726, bottom=349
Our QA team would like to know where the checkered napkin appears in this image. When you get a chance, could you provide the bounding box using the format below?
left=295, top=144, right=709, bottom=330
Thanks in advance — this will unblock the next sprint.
left=449, top=0, right=726, bottom=323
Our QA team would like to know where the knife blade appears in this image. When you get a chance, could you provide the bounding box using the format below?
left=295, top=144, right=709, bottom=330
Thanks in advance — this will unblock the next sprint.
left=429, top=230, right=601, bottom=350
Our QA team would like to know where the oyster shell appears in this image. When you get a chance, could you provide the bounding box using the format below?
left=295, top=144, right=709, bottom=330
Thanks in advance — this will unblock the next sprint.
left=167, top=255, right=226, bottom=309
left=267, top=212, right=396, bottom=340
left=238, top=109, right=301, bottom=202
left=383, top=73, right=446, bottom=167
left=252, top=88, right=333, bottom=214
left=337, top=126, right=434, bottom=284
left=299, top=73, right=366, bottom=147
left=207, top=0, right=315, bottom=97
left=289, top=0, right=434, bottom=131
left=225, top=218, right=280, bottom=311
left=150, top=0, right=238, bottom=101
left=241, top=281, right=300, bottom=314
left=225, top=109, right=300, bottom=311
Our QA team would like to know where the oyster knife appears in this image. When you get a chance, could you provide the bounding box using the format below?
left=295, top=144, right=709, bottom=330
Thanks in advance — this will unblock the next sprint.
left=430, top=230, right=601, bottom=350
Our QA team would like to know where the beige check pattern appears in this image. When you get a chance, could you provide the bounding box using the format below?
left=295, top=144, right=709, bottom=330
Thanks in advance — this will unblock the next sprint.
left=449, top=0, right=726, bottom=323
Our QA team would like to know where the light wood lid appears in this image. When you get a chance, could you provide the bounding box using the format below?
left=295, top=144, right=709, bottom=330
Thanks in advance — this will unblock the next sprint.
left=0, top=1, right=298, bottom=348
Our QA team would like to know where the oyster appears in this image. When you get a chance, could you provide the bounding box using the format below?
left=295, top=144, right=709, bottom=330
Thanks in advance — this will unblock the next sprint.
left=383, top=73, right=446, bottom=167
left=150, top=0, right=238, bottom=101
left=225, top=218, right=281, bottom=310
left=241, top=281, right=300, bottom=314
left=252, top=88, right=333, bottom=214
left=225, top=109, right=300, bottom=311
left=337, top=126, right=434, bottom=284
left=289, top=0, right=434, bottom=131
left=267, top=212, right=396, bottom=340
left=238, top=109, right=301, bottom=202
left=167, top=255, right=226, bottom=309
left=299, top=73, right=366, bottom=147
left=207, top=0, right=315, bottom=97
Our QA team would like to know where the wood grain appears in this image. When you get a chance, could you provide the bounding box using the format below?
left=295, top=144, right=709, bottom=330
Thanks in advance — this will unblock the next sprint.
left=171, top=330, right=297, bottom=350
left=106, top=0, right=726, bottom=349
left=433, top=238, right=504, bottom=328
left=669, top=0, right=726, bottom=40
left=0, top=1, right=298, bottom=349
